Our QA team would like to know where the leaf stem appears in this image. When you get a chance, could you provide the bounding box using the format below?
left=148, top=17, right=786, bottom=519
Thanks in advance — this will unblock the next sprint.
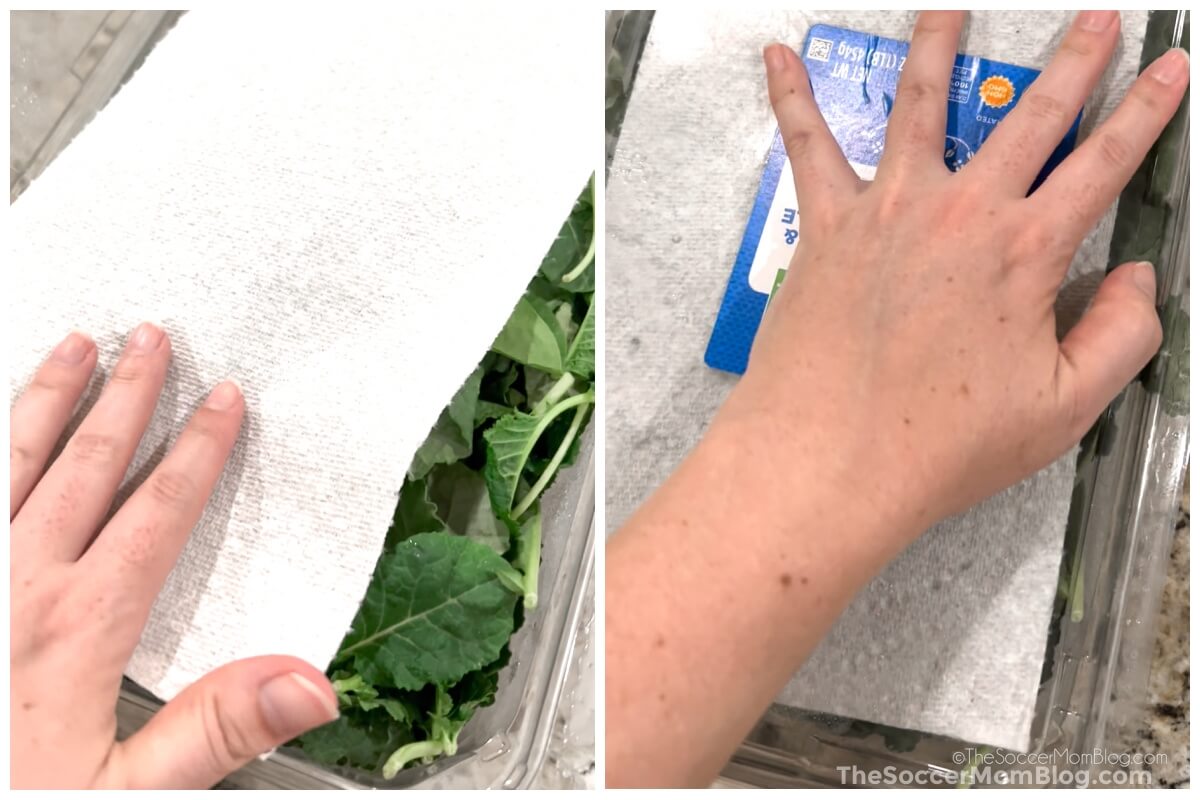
left=512, top=399, right=590, bottom=519
left=957, top=746, right=990, bottom=788
left=561, top=229, right=595, bottom=283
left=518, top=510, right=542, bottom=609
left=382, top=739, right=446, bottom=779
left=562, top=180, right=596, bottom=284
left=533, top=372, right=575, bottom=416
left=1069, top=551, right=1085, bottom=623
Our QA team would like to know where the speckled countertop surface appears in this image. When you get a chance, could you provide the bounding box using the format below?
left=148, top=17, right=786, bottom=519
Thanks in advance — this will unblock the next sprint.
left=533, top=575, right=596, bottom=789
left=1108, top=477, right=1190, bottom=789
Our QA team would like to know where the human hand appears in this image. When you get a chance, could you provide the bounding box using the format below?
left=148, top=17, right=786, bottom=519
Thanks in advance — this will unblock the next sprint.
left=721, top=10, right=1186, bottom=540
left=10, top=324, right=339, bottom=789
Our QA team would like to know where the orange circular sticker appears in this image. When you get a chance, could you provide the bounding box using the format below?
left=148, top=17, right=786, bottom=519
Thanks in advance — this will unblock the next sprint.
left=978, top=75, right=1015, bottom=108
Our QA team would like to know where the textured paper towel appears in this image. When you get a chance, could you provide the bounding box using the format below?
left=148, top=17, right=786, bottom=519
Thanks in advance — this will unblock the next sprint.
left=605, top=10, right=1146, bottom=751
left=9, top=9, right=592, bottom=700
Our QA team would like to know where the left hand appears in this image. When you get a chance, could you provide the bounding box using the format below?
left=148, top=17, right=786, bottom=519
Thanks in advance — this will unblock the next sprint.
left=10, top=323, right=339, bottom=789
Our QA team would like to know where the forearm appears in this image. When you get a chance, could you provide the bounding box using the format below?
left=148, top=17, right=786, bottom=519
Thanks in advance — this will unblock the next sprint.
left=605, top=409, right=920, bottom=788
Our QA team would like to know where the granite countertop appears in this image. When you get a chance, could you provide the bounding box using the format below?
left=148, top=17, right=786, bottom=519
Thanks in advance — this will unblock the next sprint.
left=1106, top=474, right=1190, bottom=788
left=533, top=576, right=596, bottom=789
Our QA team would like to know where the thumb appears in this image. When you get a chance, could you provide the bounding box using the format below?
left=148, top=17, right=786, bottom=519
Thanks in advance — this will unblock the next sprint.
left=1055, top=260, right=1162, bottom=442
left=112, top=656, right=339, bottom=789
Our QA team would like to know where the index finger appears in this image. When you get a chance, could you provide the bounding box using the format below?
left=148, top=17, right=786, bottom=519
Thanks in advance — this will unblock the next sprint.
left=80, top=380, right=244, bottom=628
left=764, top=43, right=861, bottom=224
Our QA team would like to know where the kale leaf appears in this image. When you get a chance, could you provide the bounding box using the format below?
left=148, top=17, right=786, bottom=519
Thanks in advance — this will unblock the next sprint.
left=293, top=178, right=596, bottom=778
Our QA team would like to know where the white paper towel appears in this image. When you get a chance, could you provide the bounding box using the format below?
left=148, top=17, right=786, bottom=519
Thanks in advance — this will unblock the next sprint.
left=9, top=9, right=593, bottom=700
left=605, top=10, right=1146, bottom=751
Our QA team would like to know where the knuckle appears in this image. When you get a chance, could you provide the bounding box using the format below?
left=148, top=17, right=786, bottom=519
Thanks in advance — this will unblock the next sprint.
left=188, top=410, right=230, bottom=446
left=913, top=16, right=951, bottom=37
left=146, top=469, right=198, bottom=510
left=895, top=80, right=941, bottom=107
left=11, top=443, right=35, bottom=471
left=69, top=432, right=122, bottom=469
left=1127, top=297, right=1164, bottom=346
left=1060, top=29, right=1098, bottom=59
left=108, top=355, right=154, bottom=385
left=781, top=126, right=816, bottom=159
left=1021, top=93, right=1072, bottom=126
left=1094, top=131, right=1136, bottom=170
left=27, top=374, right=65, bottom=396
left=1129, top=81, right=1170, bottom=116
left=13, top=583, right=65, bottom=659
left=1063, top=180, right=1106, bottom=226
left=1006, top=224, right=1068, bottom=266
left=867, top=183, right=904, bottom=224
left=203, top=693, right=262, bottom=773
left=117, top=524, right=159, bottom=569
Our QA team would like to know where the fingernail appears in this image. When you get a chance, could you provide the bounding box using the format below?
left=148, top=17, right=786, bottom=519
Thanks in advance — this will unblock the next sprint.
left=205, top=380, right=242, bottom=410
left=258, top=673, right=339, bottom=738
left=1078, top=10, right=1117, bottom=32
left=52, top=331, right=93, bottom=364
left=1147, top=48, right=1190, bottom=85
left=764, top=44, right=787, bottom=74
left=129, top=322, right=164, bottom=352
left=1130, top=261, right=1157, bottom=299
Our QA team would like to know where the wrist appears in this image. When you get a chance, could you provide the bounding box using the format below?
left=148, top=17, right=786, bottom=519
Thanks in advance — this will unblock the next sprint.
left=702, top=387, right=928, bottom=564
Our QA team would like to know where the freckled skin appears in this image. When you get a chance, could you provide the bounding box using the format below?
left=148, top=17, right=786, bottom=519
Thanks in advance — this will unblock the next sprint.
left=10, top=324, right=340, bottom=788
left=608, top=13, right=1182, bottom=789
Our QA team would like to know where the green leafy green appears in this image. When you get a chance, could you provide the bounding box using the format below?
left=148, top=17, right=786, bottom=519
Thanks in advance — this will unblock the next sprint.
left=294, top=178, right=596, bottom=778
left=384, top=478, right=441, bottom=549
left=427, top=463, right=509, bottom=554
left=483, top=391, right=594, bottom=520
left=564, top=295, right=595, bottom=379
left=338, top=533, right=519, bottom=691
left=538, top=175, right=595, bottom=292
left=296, top=708, right=413, bottom=773
left=408, top=367, right=483, bottom=479
left=491, top=294, right=568, bottom=374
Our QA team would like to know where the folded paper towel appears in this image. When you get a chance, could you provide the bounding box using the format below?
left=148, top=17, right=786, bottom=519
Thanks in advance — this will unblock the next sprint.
left=605, top=10, right=1146, bottom=751
left=9, top=9, right=592, bottom=700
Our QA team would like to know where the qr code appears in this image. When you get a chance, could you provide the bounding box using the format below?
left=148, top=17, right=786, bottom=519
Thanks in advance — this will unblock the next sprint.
left=806, top=37, right=833, bottom=62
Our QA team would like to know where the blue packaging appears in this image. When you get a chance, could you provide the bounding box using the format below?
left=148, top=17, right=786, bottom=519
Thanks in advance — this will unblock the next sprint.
left=705, top=24, right=1083, bottom=375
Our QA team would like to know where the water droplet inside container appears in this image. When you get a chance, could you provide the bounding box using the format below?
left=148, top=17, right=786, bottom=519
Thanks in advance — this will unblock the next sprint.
left=478, top=733, right=510, bottom=762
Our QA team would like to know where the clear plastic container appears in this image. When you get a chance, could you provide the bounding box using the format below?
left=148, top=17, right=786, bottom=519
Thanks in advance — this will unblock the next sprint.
left=716, top=11, right=1191, bottom=789
left=117, top=433, right=596, bottom=789
left=10, top=10, right=180, bottom=201
left=11, top=13, right=598, bottom=788
left=607, top=9, right=1189, bottom=790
